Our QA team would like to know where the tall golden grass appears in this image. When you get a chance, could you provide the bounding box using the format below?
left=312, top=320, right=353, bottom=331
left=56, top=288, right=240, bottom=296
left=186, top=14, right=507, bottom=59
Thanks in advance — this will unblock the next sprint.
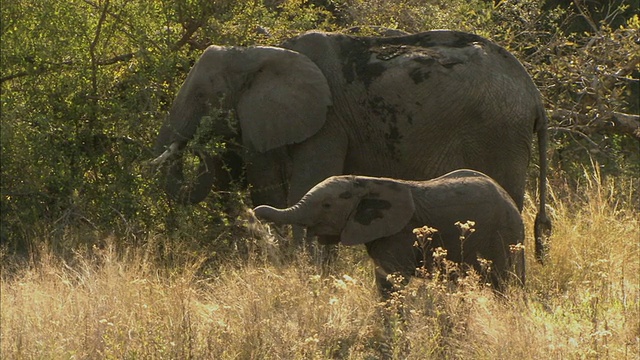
left=2, top=169, right=638, bottom=359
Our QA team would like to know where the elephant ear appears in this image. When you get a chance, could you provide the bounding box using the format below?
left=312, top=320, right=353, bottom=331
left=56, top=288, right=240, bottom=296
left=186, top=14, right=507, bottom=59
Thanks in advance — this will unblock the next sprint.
left=341, top=177, right=416, bottom=246
left=237, top=46, right=332, bottom=153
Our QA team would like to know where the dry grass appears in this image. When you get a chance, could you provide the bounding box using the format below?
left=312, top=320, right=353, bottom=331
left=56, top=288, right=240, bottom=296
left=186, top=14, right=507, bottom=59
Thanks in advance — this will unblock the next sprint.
left=2, top=171, right=639, bottom=359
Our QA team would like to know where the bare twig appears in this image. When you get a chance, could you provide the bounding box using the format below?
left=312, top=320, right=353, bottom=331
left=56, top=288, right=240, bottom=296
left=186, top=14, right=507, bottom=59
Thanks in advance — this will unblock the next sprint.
left=0, top=54, right=135, bottom=84
left=572, top=0, right=600, bottom=34
left=548, top=126, right=602, bottom=148
left=551, top=109, right=640, bottom=140
left=88, top=0, right=110, bottom=128
left=81, top=0, right=162, bottom=51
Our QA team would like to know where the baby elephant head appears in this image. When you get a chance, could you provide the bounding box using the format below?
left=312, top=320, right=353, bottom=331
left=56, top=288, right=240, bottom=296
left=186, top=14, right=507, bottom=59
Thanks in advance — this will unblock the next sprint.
left=253, top=175, right=416, bottom=245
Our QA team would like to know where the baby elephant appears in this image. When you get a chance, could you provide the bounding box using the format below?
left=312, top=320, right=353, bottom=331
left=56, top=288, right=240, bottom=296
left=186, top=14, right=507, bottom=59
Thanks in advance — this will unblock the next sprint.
left=253, top=169, right=525, bottom=296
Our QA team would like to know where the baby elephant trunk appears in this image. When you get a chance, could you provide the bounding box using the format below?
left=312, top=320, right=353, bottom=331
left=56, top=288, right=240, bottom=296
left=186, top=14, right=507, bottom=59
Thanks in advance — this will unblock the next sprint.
left=253, top=203, right=310, bottom=226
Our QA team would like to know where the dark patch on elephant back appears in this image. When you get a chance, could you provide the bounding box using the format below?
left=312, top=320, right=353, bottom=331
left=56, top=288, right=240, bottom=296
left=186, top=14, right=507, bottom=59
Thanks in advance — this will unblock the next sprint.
left=429, top=32, right=485, bottom=48
left=368, top=31, right=489, bottom=55
left=339, top=31, right=488, bottom=87
left=338, top=37, right=388, bottom=86
left=369, top=96, right=399, bottom=120
left=409, top=31, right=486, bottom=49
left=368, top=96, right=403, bottom=156
left=385, top=125, right=401, bottom=154
left=413, top=57, right=436, bottom=65
left=373, top=45, right=410, bottom=60
left=354, top=198, right=391, bottom=225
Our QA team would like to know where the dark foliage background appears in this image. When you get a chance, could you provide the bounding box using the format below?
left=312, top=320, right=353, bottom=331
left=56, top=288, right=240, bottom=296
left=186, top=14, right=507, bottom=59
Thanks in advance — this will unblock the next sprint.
left=1, top=0, right=638, bottom=257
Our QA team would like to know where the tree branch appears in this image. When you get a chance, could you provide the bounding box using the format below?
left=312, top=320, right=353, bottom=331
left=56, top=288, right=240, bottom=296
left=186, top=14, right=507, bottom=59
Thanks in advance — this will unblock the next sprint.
left=611, top=112, right=640, bottom=139
left=97, top=52, right=135, bottom=65
left=88, top=0, right=110, bottom=128
left=572, top=0, right=600, bottom=34
left=171, top=21, right=205, bottom=50
left=0, top=53, right=136, bottom=84
left=551, top=109, right=640, bottom=140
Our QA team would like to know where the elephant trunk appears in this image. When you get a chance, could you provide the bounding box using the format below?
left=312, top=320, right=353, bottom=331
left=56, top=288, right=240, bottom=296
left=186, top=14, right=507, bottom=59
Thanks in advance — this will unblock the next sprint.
left=152, top=62, right=226, bottom=203
left=153, top=91, right=226, bottom=203
left=162, top=149, right=217, bottom=204
left=151, top=142, right=180, bottom=165
left=253, top=202, right=311, bottom=226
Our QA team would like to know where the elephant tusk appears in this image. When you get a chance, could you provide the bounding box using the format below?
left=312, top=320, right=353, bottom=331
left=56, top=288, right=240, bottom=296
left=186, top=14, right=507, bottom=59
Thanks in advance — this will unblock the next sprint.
left=150, top=142, right=180, bottom=165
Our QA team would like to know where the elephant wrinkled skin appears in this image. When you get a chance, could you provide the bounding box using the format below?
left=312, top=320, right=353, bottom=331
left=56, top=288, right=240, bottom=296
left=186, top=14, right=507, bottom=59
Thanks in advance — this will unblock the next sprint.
left=152, top=30, right=551, bottom=260
left=254, top=169, right=526, bottom=296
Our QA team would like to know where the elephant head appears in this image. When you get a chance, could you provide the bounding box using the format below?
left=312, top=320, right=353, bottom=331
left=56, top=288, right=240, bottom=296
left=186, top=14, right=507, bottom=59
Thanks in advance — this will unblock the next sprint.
left=253, top=175, right=416, bottom=245
left=152, top=45, right=332, bottom=203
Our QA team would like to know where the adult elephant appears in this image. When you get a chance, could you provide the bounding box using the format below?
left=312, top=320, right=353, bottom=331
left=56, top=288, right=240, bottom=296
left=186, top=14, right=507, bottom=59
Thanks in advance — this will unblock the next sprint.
left=152, top=30, right=551, bottom=261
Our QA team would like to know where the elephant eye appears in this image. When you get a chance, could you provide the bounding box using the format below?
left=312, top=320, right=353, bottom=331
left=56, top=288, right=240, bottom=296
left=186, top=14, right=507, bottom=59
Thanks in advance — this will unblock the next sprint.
left=321, top=202, right=332, bottom=209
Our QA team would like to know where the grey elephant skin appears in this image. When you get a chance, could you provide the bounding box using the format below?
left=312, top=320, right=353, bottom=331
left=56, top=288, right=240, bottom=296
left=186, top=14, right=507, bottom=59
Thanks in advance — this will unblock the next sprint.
left=253, top=170, right=525, bottom=296
left=152, top=30, right=551, bottom=260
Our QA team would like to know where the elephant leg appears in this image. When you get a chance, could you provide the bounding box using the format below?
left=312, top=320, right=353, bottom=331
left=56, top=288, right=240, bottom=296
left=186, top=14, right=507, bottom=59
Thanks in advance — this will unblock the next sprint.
left=287, top=122, right=348, bottom=204
left=511, top=247, right=526, bottom=286
left=366, top=234, right=420, bottom=299
left=474, top=245, right=523, bottom=292
left=246, top=147, right=290, bottom=209
left=288, top=122, right=348, bottom=251
left=497, top=237, right=526, bottom=288
left=500, top=167, right=527, bottom=212
left=304, top=236, right=340, bottom=275
left=488, top=148, right=530, bottom=212
left=374, top=265, right=411, bottom=300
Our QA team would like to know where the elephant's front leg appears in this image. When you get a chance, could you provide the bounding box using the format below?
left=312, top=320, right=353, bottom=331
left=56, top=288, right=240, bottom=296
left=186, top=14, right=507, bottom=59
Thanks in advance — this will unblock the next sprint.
left=373, top=265, right=411, bottom=300
left=246, top=147, right=290, bottom=209
left=366, top=234, right=421, bottom=298
left=288, top=122, right=348, bottom=251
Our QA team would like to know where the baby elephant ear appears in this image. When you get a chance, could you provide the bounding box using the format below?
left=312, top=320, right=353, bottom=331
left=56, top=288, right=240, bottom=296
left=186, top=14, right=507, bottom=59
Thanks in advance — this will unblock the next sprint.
left=341, top=177, right=415, bottom=246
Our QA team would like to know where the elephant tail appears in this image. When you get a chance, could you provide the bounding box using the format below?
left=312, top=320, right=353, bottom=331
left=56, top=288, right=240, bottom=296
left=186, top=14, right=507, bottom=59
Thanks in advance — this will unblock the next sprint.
left=534, top=109, right=552, bottom=264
